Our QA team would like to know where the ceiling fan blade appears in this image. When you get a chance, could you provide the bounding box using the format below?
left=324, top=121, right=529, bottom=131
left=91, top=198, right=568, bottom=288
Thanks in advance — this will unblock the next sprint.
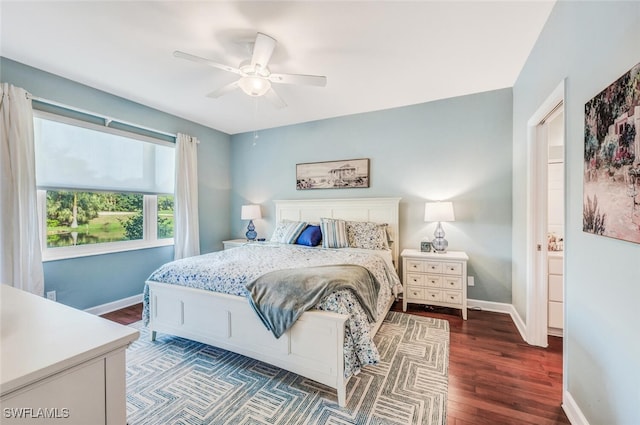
left=206, top=80, right=240, bottom=98
left=269, top=73, right=327, bottom=87
left=251, top=33, right=277, bottom=69
left=264, top=88, right=287, bottom=109
left=173, top=50, right=242, bottom=75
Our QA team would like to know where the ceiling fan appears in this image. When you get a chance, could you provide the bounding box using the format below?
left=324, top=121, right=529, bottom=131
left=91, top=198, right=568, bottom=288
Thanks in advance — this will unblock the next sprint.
left=174, top=32, right=327, bottom=108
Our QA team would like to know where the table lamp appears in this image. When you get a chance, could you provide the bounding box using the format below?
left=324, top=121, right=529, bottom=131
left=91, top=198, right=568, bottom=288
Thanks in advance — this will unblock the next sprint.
left=424, top=201, right=455, bottom=253
left=241, top=204, right=261, bottom=241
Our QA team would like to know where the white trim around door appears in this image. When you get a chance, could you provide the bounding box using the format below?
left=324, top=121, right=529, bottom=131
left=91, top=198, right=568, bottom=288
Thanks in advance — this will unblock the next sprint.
left=525, top=79, right=566, bottom=348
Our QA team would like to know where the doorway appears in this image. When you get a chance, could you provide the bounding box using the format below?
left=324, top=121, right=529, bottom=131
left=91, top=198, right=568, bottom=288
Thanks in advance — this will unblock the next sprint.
left=542, top=105, right=565, bottom=338
left=525, top=80, right=566, bottom=348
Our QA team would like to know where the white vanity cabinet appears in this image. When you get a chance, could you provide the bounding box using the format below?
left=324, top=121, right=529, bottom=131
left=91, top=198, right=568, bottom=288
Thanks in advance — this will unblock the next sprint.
left=548, top=252, right=564, bottom=335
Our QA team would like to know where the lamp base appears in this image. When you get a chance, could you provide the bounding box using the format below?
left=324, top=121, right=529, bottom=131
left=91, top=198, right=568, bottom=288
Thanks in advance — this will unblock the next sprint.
left=431, top=237, right=448, bottom=253
left=245, top=220, right=257, bottom=241
left=432, top=221, right=448, bottom=253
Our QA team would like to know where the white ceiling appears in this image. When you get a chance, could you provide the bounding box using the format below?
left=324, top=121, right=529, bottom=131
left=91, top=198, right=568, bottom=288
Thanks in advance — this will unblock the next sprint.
left=0, top=1, right=555, bottom=135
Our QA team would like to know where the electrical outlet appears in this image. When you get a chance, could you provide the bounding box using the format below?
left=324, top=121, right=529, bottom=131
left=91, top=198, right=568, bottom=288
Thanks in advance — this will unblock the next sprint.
left=467, top=276, right=475, bottom=286
left=46, top=291, right=56, bottom=301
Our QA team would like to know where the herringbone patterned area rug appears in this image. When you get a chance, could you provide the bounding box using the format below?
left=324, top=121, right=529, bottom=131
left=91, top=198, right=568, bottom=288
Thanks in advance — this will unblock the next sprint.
left=126, top=311, right=449, bottom=424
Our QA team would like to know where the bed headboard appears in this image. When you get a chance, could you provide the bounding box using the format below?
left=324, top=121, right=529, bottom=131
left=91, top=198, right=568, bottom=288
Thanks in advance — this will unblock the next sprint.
left=274, top=197, right=401, bottom=270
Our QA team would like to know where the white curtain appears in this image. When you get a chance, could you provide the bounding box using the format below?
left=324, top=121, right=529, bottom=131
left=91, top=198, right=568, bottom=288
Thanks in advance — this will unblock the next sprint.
left=0, top=84, right=44, bottom=295
left=173, top=133, right=200, bottom=260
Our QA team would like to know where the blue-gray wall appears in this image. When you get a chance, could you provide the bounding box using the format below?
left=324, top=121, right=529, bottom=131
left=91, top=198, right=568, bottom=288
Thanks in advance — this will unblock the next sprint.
left=2, top=56, right=513, bottom=306
left=513, top=2, right=640, bottom=423
left=0, top=57, right=232, bottom=309
left=231, top=89, right=513, bottom=303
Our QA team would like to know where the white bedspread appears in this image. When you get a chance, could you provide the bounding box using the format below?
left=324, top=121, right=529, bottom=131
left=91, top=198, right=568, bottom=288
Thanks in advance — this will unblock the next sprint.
left=143, top=243, right=402, bottom=377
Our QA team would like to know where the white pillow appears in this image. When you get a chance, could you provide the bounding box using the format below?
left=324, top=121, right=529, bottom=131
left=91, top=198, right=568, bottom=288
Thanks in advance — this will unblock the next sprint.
left=270, top=220, right=308, bottom=244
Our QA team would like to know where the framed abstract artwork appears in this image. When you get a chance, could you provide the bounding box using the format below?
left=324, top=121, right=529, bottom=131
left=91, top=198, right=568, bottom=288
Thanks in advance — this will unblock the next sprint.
left=583, top=62, right=640, bottom=244
left=296, top=158, right=369, bottom=190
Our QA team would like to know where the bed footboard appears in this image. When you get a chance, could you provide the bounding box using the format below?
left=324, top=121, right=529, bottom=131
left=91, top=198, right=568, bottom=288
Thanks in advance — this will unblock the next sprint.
left=146, top=281, right=349, bottom=406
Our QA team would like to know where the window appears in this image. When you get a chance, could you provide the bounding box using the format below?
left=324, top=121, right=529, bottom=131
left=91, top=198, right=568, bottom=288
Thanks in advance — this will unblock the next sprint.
left=34, top=112, right=175, bottom=260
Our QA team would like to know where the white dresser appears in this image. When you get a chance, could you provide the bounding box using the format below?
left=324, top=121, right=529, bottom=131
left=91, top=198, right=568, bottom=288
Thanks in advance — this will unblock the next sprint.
left=401, top=249, right=469, bottom=320
left=0, top=285, right=139, bottom=425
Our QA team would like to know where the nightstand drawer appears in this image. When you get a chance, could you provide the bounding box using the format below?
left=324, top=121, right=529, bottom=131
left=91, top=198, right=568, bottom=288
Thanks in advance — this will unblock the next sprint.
left=405, top=273, right=425, bottom=286
left=443, top=262, right=463, bottom=275
left=406, top=286, right=425, bottom=300
left=425, top=262, right=443, bottom=273
left=405, top=260, right=425, bottom=273
left=425, top=275, right=443, bottom=288
left=444, top=291, right=462, bottom=305
left=443, top=277, right=462, bottom=290
left=425, top=289, right=443, bottom=302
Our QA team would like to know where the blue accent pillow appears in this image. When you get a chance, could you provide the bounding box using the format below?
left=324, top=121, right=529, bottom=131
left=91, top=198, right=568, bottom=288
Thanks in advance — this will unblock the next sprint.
left=296, top=225, right=322, bottom=247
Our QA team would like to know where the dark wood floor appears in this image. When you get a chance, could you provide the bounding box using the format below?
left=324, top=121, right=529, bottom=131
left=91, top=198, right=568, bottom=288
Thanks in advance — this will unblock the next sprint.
left=101, top=303, right=143, bottom=325
left=103, top=302, right=569, bottom=425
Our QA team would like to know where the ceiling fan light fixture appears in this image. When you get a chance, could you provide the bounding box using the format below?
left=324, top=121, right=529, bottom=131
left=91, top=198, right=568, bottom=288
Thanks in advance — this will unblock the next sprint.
left=238, top=76, right=271, bottom=97
left=174, top=32, right=326, bottom=107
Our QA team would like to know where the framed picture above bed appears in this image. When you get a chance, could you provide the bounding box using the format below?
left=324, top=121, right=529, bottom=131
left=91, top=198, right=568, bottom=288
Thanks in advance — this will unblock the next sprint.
left=296, top=158, right=369, bottom=190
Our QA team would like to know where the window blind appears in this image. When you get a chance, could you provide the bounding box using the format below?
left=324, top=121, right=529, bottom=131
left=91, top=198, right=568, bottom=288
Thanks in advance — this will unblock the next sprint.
left=34, top=114, right=175, bottom=194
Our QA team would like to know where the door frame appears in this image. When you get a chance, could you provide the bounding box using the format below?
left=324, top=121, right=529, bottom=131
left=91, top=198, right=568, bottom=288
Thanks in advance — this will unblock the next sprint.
left=525, top=79, right=565, bottom=347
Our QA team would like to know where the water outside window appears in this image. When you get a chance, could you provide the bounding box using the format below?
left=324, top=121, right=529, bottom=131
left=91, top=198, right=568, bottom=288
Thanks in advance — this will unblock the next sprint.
left=45, top=191, right=174, bottom=247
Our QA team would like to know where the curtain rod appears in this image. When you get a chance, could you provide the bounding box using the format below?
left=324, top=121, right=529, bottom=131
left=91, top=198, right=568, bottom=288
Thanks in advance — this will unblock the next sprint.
left=27, top=94, right=177, bottom=140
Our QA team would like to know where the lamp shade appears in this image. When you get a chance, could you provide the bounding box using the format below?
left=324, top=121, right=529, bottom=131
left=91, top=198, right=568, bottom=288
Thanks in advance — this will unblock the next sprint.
left=241, top=204, right=262, bottom=220
left=424, top=201, right=455, bottom=222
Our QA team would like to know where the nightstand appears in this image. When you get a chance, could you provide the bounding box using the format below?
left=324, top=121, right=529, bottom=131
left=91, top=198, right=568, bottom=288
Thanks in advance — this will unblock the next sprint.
left=401, top=249, right=469, bottom=320
left=222, top=239, right=266, bottom=250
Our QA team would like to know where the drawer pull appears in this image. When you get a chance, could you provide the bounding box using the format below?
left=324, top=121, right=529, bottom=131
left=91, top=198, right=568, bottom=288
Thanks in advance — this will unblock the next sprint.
left=413, top=292, right=419, bottom=296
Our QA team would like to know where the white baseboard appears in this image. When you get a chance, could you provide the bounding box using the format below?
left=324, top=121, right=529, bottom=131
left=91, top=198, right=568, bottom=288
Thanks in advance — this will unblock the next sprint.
left=467, top=298, right=528, bottom=343
left=85, top=293, right=143, bottom=316
left=563, top=390, right=590, bottom=425
left=548, top=327, right=563, bottom=337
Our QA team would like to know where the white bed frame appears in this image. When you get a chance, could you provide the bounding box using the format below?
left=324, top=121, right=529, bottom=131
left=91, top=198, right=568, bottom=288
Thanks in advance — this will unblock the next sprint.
left=146, top=197, right=401, bottom=406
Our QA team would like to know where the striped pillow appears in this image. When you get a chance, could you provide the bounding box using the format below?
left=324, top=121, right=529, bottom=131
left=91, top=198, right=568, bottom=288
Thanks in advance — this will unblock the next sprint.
left=320, top=218, right=349, bottom=248
left=270, top=220, right=308, bottom=244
